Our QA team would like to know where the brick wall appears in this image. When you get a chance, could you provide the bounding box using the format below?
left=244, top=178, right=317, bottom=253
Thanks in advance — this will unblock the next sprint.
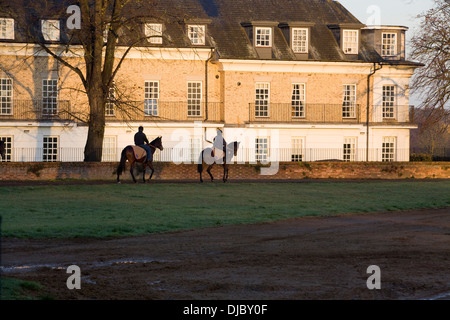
left=0, top=162, right=449, bottom=181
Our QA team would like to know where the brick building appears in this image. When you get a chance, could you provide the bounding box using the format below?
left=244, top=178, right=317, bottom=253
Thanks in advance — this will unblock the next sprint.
left=0, top=0, right=422, bottom=163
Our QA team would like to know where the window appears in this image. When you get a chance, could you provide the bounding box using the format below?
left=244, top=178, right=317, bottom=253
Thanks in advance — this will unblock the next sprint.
left=291, top=137, right=304, bottom=162
left=292, top=28, right=308, bottom=53
left=382, top=85, right=396, bottom=119
left=187, top=81, right=202, bottom=117
left=0, top=136, right=12, bottom=162
left=343, top=30, right=358, bottom=54
left=382, top=33, right=397, bottom=56
left=255, top=138, right=269, bottom=162
left=255, top=82, right=270, bottom=117
left=291, top=83, right=305, bottom=118
left=145, top=81, right=159, bottom=116
left=145, top=23, right=163, bottom=44
left=102, top=136, right=117, bottom=161
left=382, top=137, right=396, bottom=162
left=105, top=81, right=115, bottom=116
left=255, top=27, right=272, bottom=47
left=343, top=137, right=357, bottom=162
left=43, top=136, right=58, bottom=162
left=187, top=25, right=205, bottom=45
left=0, top=78, right=12, bottom=115
left=0, top=18, right=14, bottom=40
left=41, top=20, right=60, bottom=41
left=42, top=79, right=58, bottom=115
left=342, top=84, right=356, bottom=118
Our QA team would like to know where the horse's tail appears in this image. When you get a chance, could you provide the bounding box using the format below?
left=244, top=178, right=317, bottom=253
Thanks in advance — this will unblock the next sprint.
left=117, top=147, right=128, bottom=176
left=197, top=150, right=203, bottom=173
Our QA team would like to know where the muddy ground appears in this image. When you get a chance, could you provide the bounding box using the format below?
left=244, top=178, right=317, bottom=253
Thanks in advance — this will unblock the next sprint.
left=2, top=206, right=450, bottom=301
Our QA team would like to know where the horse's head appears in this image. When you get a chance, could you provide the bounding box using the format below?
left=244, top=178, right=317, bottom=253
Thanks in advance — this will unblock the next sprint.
left=0, top=140, right=5, bottom=158
left=150, top=136, right=164, bottom=151
left=228, top=141, right=240, bottom=156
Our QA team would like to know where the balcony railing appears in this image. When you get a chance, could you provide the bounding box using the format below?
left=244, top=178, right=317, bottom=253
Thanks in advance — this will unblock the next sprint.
left=249, top=103, right=361, bottom=123
left=106, top=101, right=224, bottom=122
left=0, top=100, right=72, bottom=121
left=372, top=105, right=412, bottom=123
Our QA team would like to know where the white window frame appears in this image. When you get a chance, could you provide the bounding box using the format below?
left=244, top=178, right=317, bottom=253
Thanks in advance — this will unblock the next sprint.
left=343, top=137, right=357, bottom=162
left=145, top=23, right=163, bottom=44
left=102, top=136, right=117, bottom=161
left=0, top=18, right=14, bottom=40
left=105, top=81, right=116, bottom=116
left=0, top=136, right=12, bottom=162
left=43, top=136, right=59, bottom=162
left=187, top=25, right=205, bottom=45
left=292, top=28, right=308, bottom=53
left=255, top=27, right=272, bottom=47
left=145, top=81, right=159, bottom=116
left=255, top=82, right=270, bottom=117
left=382, top=137, right=396, bottom=162
left=291, top=83, right=305, bottom=118
left=42, top=79, right=58, bottom=115
left=291, top=137, right=305, bottom=162
left=342, top=84, right=356, bottom=118
left=41, top=19, right=60, bottom=41
left=382, top=33, right=397, bottom=56
left=255, top=137, right=269, bottom=162
left=382, top=85, right=396, bottom=119
left=187, top=81, right=202, bottom=117
left=342, top=29, right=358, bottom=54
left=0, top=78, right=13, bottom=115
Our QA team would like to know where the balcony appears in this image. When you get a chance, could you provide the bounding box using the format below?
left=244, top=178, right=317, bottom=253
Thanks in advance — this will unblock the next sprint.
left=0, top=100, right=72, bottom=121
left=106, top=101, right=224, bottom=123
left=249, top=103, right=361, bottom=123
left=372, top=105, right=412, bottom=123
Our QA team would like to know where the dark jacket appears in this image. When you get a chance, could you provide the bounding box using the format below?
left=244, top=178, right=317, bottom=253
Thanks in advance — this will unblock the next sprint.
left=134, top=131, right=149, bottom=146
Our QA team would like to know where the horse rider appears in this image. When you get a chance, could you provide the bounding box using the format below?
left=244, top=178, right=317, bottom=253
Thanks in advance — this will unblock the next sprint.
left=134, top=126, right=152, bottom=161
left=212, top=128, right=227, bottom=161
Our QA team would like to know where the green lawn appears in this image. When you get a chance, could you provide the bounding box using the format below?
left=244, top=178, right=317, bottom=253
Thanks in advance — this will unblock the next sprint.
left=0, top=181, right=449, bottom=239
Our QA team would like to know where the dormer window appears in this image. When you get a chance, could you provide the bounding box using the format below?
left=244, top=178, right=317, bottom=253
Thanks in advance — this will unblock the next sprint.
left=255, top=27, right=272, bottom=47
left=292, top=28, right=308, bottom=53
left=41, top=19, right=60, bottom=41
left=382, top=33, right=397, bottom=56
left=0, top=18, right=14, bottom=40
left=145, top=23, right=163, bottom=44
left=187, top=25, right=205, bottom=45
left=342, top=29, right=358, bottom=54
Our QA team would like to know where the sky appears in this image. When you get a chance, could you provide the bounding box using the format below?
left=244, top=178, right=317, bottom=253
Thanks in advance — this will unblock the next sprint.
left=338, top=0, right=437, bottom=106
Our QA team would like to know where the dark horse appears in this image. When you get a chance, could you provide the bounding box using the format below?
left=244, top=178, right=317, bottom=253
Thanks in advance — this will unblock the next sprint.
left=0, top=140, right=5, bottom=159
left=198, top=141, right=240, bottom=183
left=116, top=136, right=164, bottom=183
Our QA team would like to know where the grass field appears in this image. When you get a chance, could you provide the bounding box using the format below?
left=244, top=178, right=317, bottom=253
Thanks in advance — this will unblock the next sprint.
left=0, top=180, right=449, bottom=239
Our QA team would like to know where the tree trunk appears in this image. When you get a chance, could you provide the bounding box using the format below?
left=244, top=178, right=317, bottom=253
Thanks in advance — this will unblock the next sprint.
left=84, top=92, right=106, bottom=162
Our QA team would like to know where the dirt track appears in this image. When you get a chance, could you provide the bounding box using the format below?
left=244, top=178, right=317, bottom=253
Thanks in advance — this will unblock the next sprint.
left=2, top=206, right=450, bottom=300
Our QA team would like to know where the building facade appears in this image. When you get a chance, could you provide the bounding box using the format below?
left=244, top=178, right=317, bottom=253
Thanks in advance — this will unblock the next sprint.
left=0, top=0, right=421, bottom=163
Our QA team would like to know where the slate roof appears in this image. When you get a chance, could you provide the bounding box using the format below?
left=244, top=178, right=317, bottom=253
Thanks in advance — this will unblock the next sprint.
left=0, top=0, right=420, bottom=65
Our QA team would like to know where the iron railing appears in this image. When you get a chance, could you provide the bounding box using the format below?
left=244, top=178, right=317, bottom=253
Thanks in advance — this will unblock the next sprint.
left=0, top=100, right=72, bottom=121
left=249, top=103, right=361, bottom=123
left=0, top=147, right=423, bottom=163
left=106, top=101, right=224, bottom=122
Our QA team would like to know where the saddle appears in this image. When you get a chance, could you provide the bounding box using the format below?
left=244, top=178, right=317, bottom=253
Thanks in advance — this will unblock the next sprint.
left=132, top=145, right=147, bottom=160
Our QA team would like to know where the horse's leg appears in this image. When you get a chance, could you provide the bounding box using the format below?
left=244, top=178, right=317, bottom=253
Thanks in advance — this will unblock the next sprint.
left=199, top=167, right=203, bottom=183
left=148, top=162, right=154, bottom=181
left=130, top=162, right=137, bottom=183
left=142, top=162, right=146, bottom=183
left=223, top=164, right=229, bottom=183
left=206, top=164, right=214, bottom=182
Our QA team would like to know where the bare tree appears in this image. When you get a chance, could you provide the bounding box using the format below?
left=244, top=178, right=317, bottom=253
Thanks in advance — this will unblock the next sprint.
left=1, top=0, right=179, bottom=161
left=410, top=0, right=450, bottom=118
